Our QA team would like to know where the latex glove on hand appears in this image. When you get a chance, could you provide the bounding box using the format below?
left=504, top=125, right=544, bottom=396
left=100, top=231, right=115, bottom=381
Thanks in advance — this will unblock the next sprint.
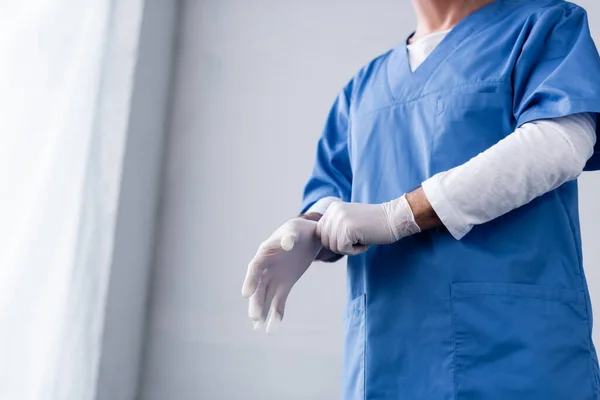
left=316, top=195, right=420, bottom=256
left=241, top=218, right=321, bottom=333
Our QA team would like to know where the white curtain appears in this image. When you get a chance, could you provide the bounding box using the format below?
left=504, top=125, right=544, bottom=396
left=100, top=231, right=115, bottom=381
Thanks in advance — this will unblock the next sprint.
left=0, top=1, right=142, bottom=398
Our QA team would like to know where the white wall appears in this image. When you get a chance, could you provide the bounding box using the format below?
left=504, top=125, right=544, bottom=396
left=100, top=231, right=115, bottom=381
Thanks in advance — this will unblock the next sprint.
left=139, top=1, right=600, bottom=399
left=578, top=0, right=600, bottom=347
left=95, top=1, right=179, bottom=399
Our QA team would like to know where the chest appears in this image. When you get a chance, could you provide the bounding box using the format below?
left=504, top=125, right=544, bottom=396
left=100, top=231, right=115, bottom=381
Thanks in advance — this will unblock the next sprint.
left=348, top=80, right=515, bottom=201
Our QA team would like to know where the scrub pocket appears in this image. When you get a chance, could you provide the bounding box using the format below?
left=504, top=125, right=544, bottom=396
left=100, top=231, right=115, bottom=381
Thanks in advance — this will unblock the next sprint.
left=342, top=294, right=366, bottom=400
left=433, top=90, right=512, bottom=173
left=450, top=282, right=594, bottom=400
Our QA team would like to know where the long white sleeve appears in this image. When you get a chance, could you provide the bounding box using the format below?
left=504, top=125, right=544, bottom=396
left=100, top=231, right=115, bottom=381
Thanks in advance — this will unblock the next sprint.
left=306, top=35, right=597, bottom=242
left=422, top=113, right=597, bottom=240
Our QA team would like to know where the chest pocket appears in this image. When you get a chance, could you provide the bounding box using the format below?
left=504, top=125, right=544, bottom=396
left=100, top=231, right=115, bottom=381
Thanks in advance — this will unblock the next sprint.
left=432, top=90, right=513, bottom=174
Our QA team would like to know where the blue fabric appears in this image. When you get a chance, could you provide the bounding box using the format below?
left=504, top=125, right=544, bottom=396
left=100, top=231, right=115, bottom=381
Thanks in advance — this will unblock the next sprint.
left=302, top=83, right=354, bottom=211
left=301, top=1, right=600, bottom=399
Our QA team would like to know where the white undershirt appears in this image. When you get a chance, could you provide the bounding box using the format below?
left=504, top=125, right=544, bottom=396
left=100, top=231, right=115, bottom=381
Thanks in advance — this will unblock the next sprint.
left=307, top=30, right=597, bottom=240
left=407, top=29, right=451, bottom=72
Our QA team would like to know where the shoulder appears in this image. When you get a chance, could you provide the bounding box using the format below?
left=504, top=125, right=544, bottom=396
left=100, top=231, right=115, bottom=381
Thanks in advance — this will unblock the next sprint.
left=487, top=0, right=587, bottom=33
left=343, top=49, right=395, bottom=109
left=495, top=0, right=591, bottom=57
left=353, top=50, right=394, bottom=85
left=513, top=0, right=587, bottom=24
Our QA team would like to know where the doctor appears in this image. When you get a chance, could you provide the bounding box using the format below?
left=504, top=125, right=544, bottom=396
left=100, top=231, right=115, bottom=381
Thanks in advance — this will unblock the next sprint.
left=242, top=0, right=600, bottom=398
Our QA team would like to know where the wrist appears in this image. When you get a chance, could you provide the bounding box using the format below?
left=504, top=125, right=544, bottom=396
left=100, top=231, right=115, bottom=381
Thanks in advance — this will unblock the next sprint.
left=381, top=195, right=421, bottom=240
left=405, top=187, right=441, bottom=231
left=297, top=213, right=342, bottom=261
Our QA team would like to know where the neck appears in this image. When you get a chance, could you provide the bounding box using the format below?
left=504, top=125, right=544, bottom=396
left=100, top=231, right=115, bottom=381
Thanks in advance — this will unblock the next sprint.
left=410, top=0, right=495, bottom=39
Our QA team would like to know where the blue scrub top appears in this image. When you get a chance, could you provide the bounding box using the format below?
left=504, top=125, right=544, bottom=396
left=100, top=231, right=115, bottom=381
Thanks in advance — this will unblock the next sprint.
left=302, top=1, right=600, bottom=399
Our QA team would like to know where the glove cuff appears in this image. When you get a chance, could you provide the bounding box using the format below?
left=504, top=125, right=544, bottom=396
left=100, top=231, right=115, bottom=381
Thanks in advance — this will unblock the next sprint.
left=381, top=195, right=421, bottom=241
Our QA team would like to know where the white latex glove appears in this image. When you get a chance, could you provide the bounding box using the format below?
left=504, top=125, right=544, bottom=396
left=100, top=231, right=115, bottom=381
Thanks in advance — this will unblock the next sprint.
left=241, top=218, right=321, bottom=333
left=316, top=195, right=420, bottom=256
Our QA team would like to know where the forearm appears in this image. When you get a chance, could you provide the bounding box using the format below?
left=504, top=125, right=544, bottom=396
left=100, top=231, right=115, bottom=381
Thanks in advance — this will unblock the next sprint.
left=302, top=113, right=595, bottom=249
left=422, top=113, right=596, bottom=239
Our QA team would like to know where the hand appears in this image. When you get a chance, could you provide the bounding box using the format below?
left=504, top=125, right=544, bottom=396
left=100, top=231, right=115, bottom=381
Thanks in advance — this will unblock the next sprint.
left=315, top=195, right=420, bottom=256
left=299, top=212, right=344, bottom=263
left=241, top=218, right=321, bottom=333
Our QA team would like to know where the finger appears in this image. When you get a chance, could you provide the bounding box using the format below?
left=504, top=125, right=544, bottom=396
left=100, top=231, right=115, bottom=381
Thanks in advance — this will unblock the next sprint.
left=242, top=253, right=269, bottom=297
left=327, top=213, right=342, bottom=254
left=318, top=215, right=332, bottom=251
left=338, top=230, right=353, bottom=255
left=315, top=217, right=323, bottom=239
left=266, top=310, right=282, bottom=334
left=267, top=287, right=289, bottom=334
left=248, top=273, right=268, bottom=323
left=270, top=287, right=290, bottom=321
left=261, top=283, right=277, bottom=325
left=280, top=233, right=297, bottom=251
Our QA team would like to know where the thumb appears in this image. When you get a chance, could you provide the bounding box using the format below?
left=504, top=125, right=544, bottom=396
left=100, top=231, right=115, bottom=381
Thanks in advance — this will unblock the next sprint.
left=280, top=233, right=297, bottom=251
left=315, top=217, right=323, bottom=239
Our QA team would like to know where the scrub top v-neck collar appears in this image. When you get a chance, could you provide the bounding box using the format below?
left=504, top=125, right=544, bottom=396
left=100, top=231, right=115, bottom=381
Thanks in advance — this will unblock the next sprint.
left=387, top=0, right=504, bottom=103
